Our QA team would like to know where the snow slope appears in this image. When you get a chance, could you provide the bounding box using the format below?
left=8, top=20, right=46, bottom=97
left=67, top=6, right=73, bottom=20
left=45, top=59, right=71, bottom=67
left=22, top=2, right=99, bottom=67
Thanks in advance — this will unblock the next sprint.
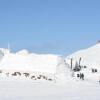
left=66, top=43, right=100, bottom=69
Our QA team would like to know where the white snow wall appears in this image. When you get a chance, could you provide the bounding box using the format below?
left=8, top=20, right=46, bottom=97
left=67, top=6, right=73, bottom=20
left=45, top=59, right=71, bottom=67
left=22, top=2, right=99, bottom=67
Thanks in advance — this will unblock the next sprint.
left=0, top=49, right=70, bottom=78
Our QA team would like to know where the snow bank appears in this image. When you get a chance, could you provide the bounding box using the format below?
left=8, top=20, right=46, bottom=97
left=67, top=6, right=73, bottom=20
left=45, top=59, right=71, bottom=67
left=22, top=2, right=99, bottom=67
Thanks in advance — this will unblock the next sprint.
left=0, top=49, right=66, bottom=74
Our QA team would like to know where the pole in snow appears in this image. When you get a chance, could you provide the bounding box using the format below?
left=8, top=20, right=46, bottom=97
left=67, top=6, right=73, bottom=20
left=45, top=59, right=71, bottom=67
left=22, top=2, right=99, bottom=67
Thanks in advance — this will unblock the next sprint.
left=71, top=58, right=73, bottom=70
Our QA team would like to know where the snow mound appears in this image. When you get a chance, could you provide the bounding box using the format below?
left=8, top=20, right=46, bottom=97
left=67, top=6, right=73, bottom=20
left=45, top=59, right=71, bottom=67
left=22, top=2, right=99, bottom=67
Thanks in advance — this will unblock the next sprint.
left=0, top=48, right=10, bottom=54
left=16, top=49, right=29, bottom=56
left=55, top=57, right=71, bottom=83
left=0, top=50, right=70, bottom=78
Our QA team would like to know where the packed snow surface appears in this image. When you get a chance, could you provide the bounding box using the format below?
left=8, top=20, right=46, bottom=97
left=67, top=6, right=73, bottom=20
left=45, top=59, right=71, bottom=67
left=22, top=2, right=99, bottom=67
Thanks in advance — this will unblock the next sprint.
left=0, top=78, right=100, bottom=100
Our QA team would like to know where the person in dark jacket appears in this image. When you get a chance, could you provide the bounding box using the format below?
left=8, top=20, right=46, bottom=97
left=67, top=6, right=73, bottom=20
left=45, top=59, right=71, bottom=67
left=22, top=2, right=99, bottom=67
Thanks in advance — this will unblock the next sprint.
left=81, top=73, right=84, bottom=80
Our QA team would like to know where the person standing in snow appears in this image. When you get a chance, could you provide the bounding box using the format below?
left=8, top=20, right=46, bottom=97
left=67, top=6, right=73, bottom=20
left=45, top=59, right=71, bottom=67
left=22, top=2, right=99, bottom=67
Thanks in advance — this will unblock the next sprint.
left=79, top=73, right=84, bottom=80
left=81, top=73, right=84, bottom=80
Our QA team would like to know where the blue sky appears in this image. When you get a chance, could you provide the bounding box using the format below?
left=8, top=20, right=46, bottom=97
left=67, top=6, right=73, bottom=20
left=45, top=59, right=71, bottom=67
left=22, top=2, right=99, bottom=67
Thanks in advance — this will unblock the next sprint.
left=0, top=0, right=100, bottom=55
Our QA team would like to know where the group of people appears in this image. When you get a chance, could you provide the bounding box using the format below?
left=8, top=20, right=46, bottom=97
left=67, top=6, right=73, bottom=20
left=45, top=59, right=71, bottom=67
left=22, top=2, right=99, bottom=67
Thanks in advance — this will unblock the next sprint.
left=77, top=73, right=84, bottom=80
left=76, top=73, right=100, bottom=84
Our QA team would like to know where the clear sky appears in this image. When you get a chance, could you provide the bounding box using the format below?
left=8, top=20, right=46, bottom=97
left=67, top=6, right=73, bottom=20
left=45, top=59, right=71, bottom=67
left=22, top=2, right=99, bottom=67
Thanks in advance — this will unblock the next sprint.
left=0, top=0, right=100, bottom=55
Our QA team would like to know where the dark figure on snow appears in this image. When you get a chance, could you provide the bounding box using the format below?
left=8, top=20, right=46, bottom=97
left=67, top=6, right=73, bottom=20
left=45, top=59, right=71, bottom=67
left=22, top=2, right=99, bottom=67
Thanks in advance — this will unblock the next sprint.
left=99, top=80, right=100, bottom=84
left=81, top=73, right=84, bottom=80
left=77, top=74, right=80, bottom=78
left=98, top=76, right=100, bottom=84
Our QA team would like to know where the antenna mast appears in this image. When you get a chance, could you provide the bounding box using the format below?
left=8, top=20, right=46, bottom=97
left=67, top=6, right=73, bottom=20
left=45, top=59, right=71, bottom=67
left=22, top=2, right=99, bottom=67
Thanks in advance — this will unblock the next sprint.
left=8, top=43, right=10, bottom=52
